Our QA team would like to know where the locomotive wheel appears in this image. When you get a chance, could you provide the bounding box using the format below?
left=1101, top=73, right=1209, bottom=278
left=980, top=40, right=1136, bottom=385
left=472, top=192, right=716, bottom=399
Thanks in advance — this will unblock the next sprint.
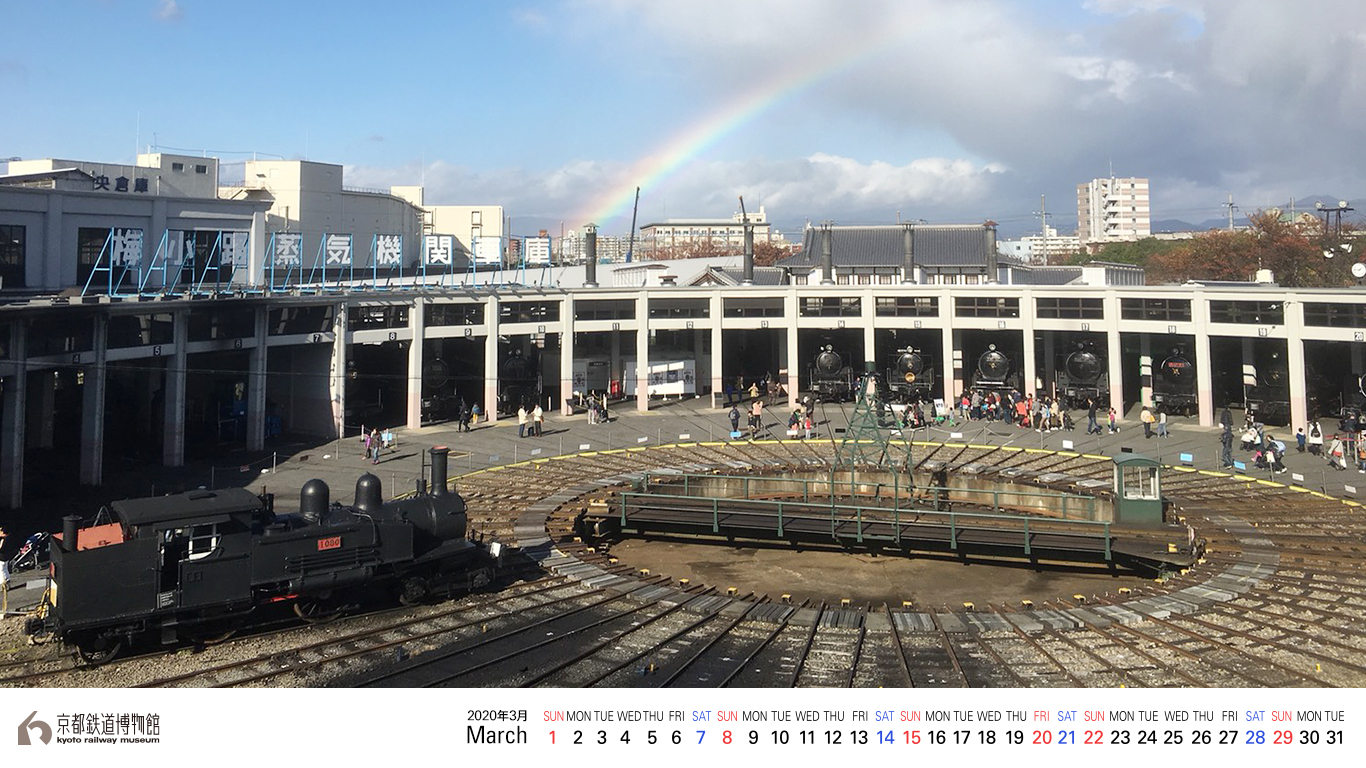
left=293, top=600, right=342, bottom=624
left=76, top=637, right=124, bottom=666
left=398, top=576, right=429, bottom=606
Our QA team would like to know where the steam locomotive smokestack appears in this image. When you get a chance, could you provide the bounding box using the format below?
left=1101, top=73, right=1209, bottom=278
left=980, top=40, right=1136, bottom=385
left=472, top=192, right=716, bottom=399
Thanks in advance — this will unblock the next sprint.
left=430, top=445, right=450, bottom=497
left=902, top=224, right=915, bottom=283
left=742, top=224, right=754, bottom=285
left=985, top=222, right=998, bottom=283
left=820, top=226, right=834, bottom=285
left=61, top=515, right=80, bottom=553
left=583, top=223, right=599, bottom=288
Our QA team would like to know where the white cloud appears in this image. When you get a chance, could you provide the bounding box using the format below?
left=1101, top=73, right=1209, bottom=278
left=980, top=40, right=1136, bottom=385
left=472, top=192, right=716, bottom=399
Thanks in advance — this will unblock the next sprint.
left=346, top=152, right=1007, bottom=234
left=155, top=0, right=183, bottom=23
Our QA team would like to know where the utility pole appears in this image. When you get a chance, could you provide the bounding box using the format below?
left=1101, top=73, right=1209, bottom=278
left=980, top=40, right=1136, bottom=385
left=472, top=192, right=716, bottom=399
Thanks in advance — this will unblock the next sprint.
left=1035, top=194, right=1051, bottom=265
left=1224, top=194, right=1238, bottom=231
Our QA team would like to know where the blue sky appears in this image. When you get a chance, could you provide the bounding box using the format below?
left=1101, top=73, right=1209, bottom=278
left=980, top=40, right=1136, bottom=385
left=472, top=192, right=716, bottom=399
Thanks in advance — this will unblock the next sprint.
left=4, top=1, right=1366, bottom=238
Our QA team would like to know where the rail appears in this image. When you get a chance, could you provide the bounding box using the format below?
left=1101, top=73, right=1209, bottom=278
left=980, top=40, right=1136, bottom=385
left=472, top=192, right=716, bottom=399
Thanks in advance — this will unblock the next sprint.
left=635, top=471, right=1100, bottom=520
left=612, top=491, right=1114, bottom=560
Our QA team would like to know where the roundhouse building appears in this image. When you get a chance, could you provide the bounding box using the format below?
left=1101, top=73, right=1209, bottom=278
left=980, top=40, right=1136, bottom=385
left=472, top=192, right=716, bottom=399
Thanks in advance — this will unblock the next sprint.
left=1, top=162, right=1363, bottom=511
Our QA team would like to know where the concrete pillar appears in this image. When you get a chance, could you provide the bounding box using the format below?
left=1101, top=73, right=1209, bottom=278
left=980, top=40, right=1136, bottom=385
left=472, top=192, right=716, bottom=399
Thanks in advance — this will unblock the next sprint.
left=249, top=209, right=267, bottom=288
left=1104, top=294, right=1124, bottom=417
left=1, top=322, right=27, bottom=509
left=635, top=293, right=649, bottom=412
left=709, top=293, right=724, bottom=403
left=942, top=291, right=958, bottom=402
left=1021, top=290, right=1037, bottom=396
left=163, top=309, right=188, bottom=467
left=1139, top=334, right=1153, bottom=408
left=406, top=298, right=425, bottom=429
left=692, top=326, right=707, bottom=398
left=560, top=294, right=575, bottom=415
left=34, top=369, right=55, bottom=449
left=784, top=293, right=799, bottom=407
left=44, top=192, right=63, bottom=289
left=483, top=294, right=500, bottom=422
left=862, top=286, right=876, bottom=378
left=1193, top=290, right=1215, bottom=426
left=79, top=315, right=108, bottom=486
left=1287, top=302, right=1308, bottom=430
left=246, top=306, right=268, bottom=451
left=331, top=303, right=348, bottom=438
left=950, top=332, right=964, bottom=401
left=609, top=327, right=621, bottom=392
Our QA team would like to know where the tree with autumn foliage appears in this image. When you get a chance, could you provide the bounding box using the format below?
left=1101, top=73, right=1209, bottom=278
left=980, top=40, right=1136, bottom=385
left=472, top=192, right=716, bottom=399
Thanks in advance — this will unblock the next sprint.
left=752, top=240, right=790, bottom=267
left=1146, top=210, right=1360, bottom=287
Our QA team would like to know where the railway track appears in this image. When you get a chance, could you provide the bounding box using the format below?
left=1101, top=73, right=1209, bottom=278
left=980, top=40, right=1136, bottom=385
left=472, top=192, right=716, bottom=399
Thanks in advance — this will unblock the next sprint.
left=10, top=436, right=1366, bottom=687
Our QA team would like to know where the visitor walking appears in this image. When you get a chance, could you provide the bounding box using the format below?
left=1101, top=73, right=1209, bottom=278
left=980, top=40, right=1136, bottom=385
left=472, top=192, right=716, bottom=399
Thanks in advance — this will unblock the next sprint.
left=532, top=404, right=544, bottom=437
left=517, top=405, right=528, bottom=438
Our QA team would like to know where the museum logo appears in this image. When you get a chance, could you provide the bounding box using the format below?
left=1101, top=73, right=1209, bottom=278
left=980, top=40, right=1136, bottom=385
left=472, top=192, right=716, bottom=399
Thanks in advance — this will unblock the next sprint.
left=18, top=711, right=51, bottom=745
left=16, top=710, right=162, bottom=745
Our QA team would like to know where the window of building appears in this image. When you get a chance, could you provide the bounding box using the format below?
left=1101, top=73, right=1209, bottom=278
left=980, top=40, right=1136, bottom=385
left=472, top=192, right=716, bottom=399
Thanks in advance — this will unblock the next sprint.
left=348, top=305, right=411, bottom=330
left=1304, top=302, right=1366, bottom=328
left=28, top=315, right=95, bottom=357
left=648, top=299, right=709, bottom=319
left=268, top=305, right=334, bottom=336
left=574, top=299, right=635, bottom=321
left=1121, top=466, right=1158, bottom=500
left=874, top=296, right=938, bottom=317
left=188, top=307, right=257, bottom=341
left=878, top=274, right=893, bottom=285
left=108, top=313, right=175, bottom=348
left=1036, top=297, right=1104, bottom=319
left=472, top=210, right=482, bottom=226
left=194, top=164, right=207, bottom=174
left=425, top=303, right=485, bottom=326
left=1120, top=298, right=1191, bottom=322
left=837, top=274, right=850, bottom=285
left=1209, top=300, right=1283, bottom=325
left=856, top=274, right=871, bottom=285
left=500, top=300, right=560, bottom=323
left=0, top=224, right=25, bottom=288
left=172, top=162, right=184, bottom=172
left=794, top=275, right=808, bottom=286
left=800, top=297, right=861, bottom=317
left=723, top=297, right=784, bottom=318
left=954, top=296, right=1020, bottom=318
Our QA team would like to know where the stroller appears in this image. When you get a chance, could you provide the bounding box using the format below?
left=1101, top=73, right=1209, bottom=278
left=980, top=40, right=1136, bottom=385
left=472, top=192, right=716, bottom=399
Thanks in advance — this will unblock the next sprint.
left=7, top=531, right=50, bottom=572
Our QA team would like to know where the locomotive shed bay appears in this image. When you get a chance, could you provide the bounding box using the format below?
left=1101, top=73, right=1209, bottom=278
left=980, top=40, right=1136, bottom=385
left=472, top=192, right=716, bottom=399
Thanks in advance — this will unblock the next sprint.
left=5, top=399, right=1366, bottom=689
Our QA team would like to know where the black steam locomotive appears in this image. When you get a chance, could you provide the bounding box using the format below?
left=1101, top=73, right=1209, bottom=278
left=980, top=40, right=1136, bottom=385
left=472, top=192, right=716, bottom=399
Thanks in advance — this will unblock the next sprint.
left=1153, top=350, right=1197, bottom=416
left=809, top=344, right=855, bottom=401
left=1245, top=351, right=1290, bottom=424
left=1341, top=373, right=1366, bottom=417
left=970, top=344, right=1018, bottom=394
left=1055, top=342, right=1108, bottom=409
left=499, top=348, right=542, bottom=415
left=24, top=447, right=501, bottom=663
left=420, top=357, right=457, bottom=424
left=885, top=347, right=935, bottom=403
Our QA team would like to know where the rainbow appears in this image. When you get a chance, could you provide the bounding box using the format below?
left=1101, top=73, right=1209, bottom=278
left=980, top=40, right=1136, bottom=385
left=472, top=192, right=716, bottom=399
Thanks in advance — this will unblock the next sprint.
left=574, top=27, right=905, bottom=230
